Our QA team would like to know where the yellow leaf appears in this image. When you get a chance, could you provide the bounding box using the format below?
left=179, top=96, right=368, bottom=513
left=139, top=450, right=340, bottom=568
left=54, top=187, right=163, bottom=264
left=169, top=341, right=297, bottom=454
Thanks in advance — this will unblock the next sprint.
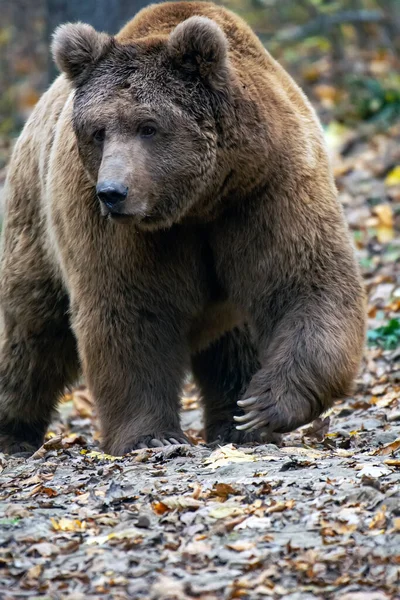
left=385, top=165, right=400, bottom=186
left=280, top=447, right=323, bottom=459
left=384, top=458, right=400, bottom=467
left=204, top=444, right=257, bottom=470
left=209, top=504, right=245, bottom=519
left=82, top=450, right=122, bottom=461
left=369, top=507, right=387, bottom=529
left=373, top=204, right=394, bottom=243
left=50, top=517, right=85, bottom=532
left=377, top=225, right=394, bottom=244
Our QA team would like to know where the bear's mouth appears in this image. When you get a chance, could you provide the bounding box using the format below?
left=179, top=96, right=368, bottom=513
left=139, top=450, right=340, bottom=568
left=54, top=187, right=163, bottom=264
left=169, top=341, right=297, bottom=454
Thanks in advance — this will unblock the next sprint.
left=108, top=214, right=132, bottom=225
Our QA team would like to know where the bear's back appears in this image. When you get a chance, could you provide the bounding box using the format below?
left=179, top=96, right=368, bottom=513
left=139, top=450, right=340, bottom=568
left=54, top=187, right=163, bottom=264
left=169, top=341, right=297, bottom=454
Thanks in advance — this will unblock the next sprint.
left=117, top=1, right=318, bottom=132
left=117, top=1, right=268, bottom=68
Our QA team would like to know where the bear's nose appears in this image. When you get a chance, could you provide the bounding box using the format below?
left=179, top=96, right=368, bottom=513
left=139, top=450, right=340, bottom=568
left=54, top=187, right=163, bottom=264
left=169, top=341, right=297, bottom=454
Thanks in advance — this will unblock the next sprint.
left=96, top=181, right=128, bottom=208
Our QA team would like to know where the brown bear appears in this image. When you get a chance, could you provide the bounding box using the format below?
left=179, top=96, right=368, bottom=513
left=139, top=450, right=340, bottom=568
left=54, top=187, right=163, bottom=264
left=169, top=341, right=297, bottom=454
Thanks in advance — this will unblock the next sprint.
left=0, top=1, right=365, bottom=456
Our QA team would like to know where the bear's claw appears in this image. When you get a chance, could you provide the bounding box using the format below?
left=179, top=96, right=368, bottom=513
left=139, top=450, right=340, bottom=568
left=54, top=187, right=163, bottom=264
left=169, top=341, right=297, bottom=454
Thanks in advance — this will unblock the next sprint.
left=130, top=433, right=191, bottom=450
left=234, top=401, right=268, bottom=431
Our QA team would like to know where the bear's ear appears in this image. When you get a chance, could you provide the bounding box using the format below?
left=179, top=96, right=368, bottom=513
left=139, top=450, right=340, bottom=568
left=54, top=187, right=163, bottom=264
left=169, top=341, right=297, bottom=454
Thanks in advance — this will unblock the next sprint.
left=167, top=16, right=229, bottom=89
left=51, top=23, right=112, bottom=84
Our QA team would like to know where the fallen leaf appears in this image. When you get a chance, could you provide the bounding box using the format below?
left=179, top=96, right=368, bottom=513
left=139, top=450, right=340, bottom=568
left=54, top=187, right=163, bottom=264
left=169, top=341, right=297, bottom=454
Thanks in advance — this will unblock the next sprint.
left=266, top=500, right=295, bottom=513
left=356, top=464, right=391, bottom=478
left=211, top=482, right=238, bottom=500
left=385, top=165, right=400, bottom=186
left=27, top=542, right=59, bottom=557
left=72, top=387, right=95, bottom=417
left=26, top=564, right=42, bottom=579
left=373, top=438, right=400, bottom=455
left=30, top=435, right=63, bottom=459
left=87, top=528, right=143, bottom=545
left=152, top=496, right=202, bottom=513
left=208, top=504, right=245, bottom=519
left=234, top=516, right=272, bottom=530
left=280, top=447, right=323, bottom=459
left=50, top=517, right=86, bottom=532
left=369, top=507, right=387, bottom=529
left=41, top=486, right=58, bottom=497
left=226, top=540, right=255, bottom=552
left=81, top=450, right=122, bottom=461
left=384, top=458, right=400, bottom=467
left=204, top=444, right=257, bottom=470
left=302, top=417, right=330, bottom=441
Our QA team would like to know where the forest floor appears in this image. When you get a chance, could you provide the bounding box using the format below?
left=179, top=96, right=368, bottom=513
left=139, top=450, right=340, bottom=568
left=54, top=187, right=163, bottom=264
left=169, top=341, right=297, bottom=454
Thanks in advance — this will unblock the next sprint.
left=0, top=111, right=400, bottom=600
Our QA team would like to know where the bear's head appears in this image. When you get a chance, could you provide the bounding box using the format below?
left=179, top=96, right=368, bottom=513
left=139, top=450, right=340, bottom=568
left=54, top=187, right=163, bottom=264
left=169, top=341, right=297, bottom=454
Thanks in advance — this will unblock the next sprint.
left=52, top=17, right=233, bottom=229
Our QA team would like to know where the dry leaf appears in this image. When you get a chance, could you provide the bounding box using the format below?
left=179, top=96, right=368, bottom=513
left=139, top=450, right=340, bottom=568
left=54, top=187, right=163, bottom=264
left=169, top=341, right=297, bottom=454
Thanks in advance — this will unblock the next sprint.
left=81, top=450, right=122, bottom=461
left=266, top=500, right=295, bottom=514
left=208, top=504, right=245, bottom=519
left=356, top=464, right=391, bottom=478
left=152, top=496, right=202, bottom=513
left=373, top=204, right=394, bottom=243
left=26, top=564, right=42, bottom=580
left=87, top=528, right=143, bottom=545
left=40, top=486, right=58, bottom=497
left=280, top=447, right=323, bottom=459
left=302, top=417, right=330, bottom=441
left=27, top=542, right=59, bottom=557
left=234, top=516, right=272, bottom=530
left=50, top=517, right=86, bottom=532
left=373, top=438, right=400, bottom=455
left=369, top=507, right=387, bottom=529
left=72, top=387, right=95, bottom=417
left=204, top=444, right=256, bottom=470
left=30, top=435, right=63, bottom=459
left=384, top=458, right=400, bottom=467
left=385, top=165, right=400, bottom=186
left=211, top=483, right=238, bottom=499
left=226, top=540, right=255, bottom=552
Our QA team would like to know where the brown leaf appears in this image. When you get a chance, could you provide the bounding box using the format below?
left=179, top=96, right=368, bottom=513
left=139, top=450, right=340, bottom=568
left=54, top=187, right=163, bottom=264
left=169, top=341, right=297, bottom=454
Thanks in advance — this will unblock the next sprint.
left=373, top=438, right=400, bottom=455
left=211, top=482, right=238, bottom=500
left=369, top=506, right=387, bottom=530
left=26, top=565, right=42, bottom=580
left=30, top=435, right=63, bottom=460
left=266, top=500, right=295, bottom=514
left=152, top=496, right=202, bottom=513
left=72, top=387, right=95, bottom=418
left=226, top=540, right=256, bottom=552
left=27, top=542, right=59, bottom=557
left=302, top=417, right=330, bottom=441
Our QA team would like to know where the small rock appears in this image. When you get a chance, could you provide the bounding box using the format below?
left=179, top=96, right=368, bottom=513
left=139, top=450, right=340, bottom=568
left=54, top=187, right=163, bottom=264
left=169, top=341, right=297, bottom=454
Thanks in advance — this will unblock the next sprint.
left=136, top=514, right=151, bottom=529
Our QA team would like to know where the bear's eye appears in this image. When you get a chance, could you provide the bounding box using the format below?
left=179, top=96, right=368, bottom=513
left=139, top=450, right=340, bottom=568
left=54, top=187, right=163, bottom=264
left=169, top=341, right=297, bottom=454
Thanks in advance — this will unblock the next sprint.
left=93, top=129, right=106, bottom=144
left=121, top=81, right=131, bottom=90
left=139, top=125, right=157, bottom=139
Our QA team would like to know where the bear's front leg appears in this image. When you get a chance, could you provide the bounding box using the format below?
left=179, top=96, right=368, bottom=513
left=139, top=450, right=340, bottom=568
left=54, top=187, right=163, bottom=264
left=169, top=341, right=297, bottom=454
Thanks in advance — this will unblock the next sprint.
left=233, top=292, right=365, bottom=437
left=71, top=301, right=190, bottom=456
left=211, top=196, right=365, bottom=440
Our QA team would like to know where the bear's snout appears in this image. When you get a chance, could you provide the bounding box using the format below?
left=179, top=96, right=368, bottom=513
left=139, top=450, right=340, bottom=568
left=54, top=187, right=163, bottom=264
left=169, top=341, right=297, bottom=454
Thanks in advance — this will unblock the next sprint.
left=96, top=181, right=128, bottom=214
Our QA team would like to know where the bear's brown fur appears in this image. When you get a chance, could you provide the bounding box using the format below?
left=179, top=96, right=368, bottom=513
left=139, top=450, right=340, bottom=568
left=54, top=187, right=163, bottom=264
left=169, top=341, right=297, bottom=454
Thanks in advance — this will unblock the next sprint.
left=0, top=1, right=365, bottom=455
